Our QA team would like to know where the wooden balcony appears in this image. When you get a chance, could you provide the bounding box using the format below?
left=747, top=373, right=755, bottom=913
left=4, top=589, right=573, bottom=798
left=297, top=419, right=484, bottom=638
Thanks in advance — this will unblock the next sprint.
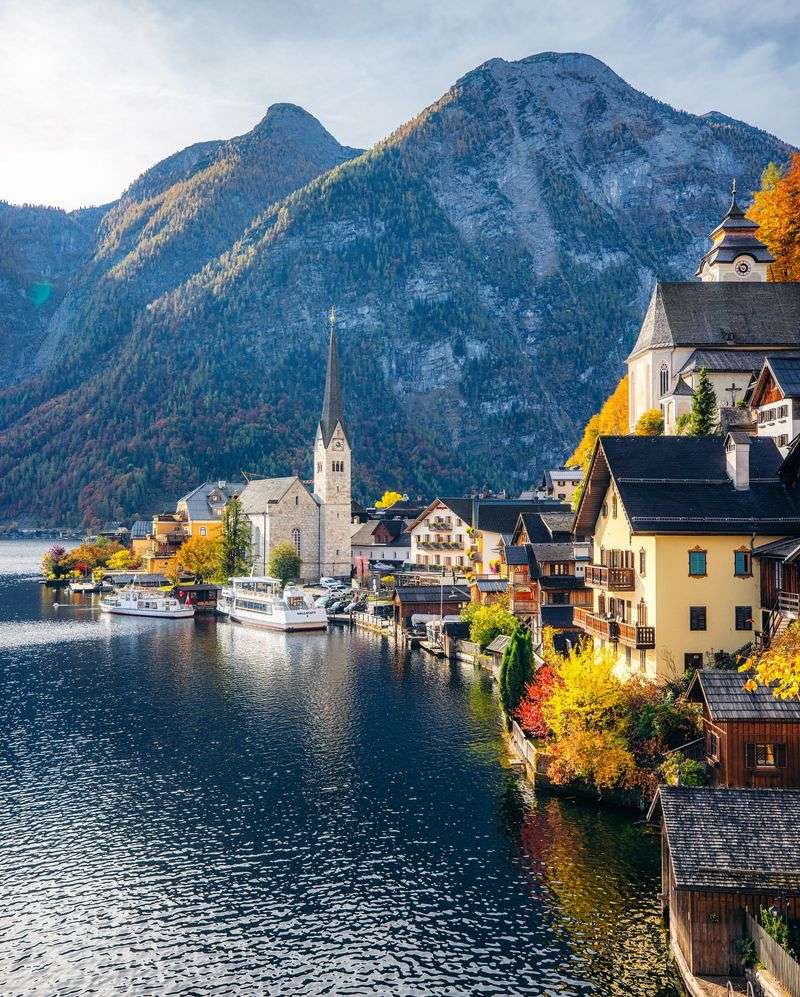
left=574, top=607, right=619, bottom=641
left=617, top=621, right=656, bottom=649
left=584, top=564, right=635, bottom=591
left=511, top=598, right=538, bottom=615
left=778, top=590, right=800, bottom=618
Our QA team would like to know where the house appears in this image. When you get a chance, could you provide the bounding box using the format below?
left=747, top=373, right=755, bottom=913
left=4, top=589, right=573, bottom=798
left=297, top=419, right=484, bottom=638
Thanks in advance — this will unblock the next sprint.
left=239, top=318, right=352, bottom=581
left=747, top=354, right=800, bottom=454
left=573, top=434, right=800, bottom=682
left=350, top=518, right=411, bottom=569
left=408, top=498, right=569, bottom=575
left=392, top=585, right=470, bottom=634
left=175, top=480, right=244, bottom=539
left=626, top=185, right=800, bottom=434
left=685, top=668, right=800, bottom=788
left=469, top=577, right=508, bottom=606
left=650, top=786, right=800, bottom=980
left=534, top=467, right=583, bottom=504
left=130, top=513, right=188, bottom=573
left=751, top=534, right=800, bottom=648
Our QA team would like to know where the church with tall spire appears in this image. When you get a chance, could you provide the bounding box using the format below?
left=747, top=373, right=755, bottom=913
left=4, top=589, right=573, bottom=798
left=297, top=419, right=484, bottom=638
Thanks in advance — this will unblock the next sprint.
left=239, top=310, right=352, bottom=580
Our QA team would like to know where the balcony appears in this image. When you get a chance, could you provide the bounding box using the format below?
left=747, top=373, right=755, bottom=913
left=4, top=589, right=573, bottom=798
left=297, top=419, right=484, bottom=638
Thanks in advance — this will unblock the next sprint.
left=574, top=607, right=619, bottom=641
left=778, top=590, right=800, bottom=618
left=511, top=597, right=539, bottom=615
left=584, top=564, right=635, bottom=591
left=617, top=621, right=656, bottom=648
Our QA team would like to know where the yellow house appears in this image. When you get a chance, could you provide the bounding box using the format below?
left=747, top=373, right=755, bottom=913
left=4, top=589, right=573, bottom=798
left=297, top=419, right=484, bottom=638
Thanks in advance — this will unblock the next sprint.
left=175, top=480, right=244, bottom=540
left=573, top=433, right=800, bottom=682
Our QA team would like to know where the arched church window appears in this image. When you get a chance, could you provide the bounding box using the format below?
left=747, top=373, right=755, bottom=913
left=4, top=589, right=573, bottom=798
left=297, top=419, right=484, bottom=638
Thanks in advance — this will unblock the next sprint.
left=659, top=363, right=670, bottom=397
left=291, top=528, right=302, bottom=556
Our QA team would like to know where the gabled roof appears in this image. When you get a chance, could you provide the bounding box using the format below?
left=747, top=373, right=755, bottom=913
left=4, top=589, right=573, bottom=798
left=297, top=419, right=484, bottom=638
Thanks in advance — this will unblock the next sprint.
left=177, top=480, right=245, bottom=521
left=678, top=348, right=800, bottom=376
left=627, top=282, right=800, bottom=361
left=130, top=520, right=151, bottom=539
left=350, top=520, right=382, bottom=545
left=575, top=435, right=800, bottom=536
left=541, top=468, right=583, bottom=487
left=652, top=786, right=800, bottom=893
left=529, top=542, right=575, bottom=562
left=750, top=355, right=800, bottom=408
left=687, top=669, right=800, bottom=721
left=486, top=634, right=513, bottom=655
left=476, top=501, right=561, bottom=536
left=408, top=498, right=474, bottom=530
left=474, top=578, right=508, bottom=593
left=393, top=585, right=470, bottom=604
left=239, top=476, right=309, bottom=513
left=752, top=535, right=800, bottom=563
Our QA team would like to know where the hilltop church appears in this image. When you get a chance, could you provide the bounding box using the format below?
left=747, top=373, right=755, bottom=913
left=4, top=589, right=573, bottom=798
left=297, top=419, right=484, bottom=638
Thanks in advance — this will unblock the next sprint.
left=239, top=318, right=352, bottom=581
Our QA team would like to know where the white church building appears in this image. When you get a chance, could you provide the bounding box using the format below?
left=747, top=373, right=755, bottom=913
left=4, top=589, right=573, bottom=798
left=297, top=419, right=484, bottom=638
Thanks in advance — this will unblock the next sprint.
left=239, top=319, right=352, bottom=581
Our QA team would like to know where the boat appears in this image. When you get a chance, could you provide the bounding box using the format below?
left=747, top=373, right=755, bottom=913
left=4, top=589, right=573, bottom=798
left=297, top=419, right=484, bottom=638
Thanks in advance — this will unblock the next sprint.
left=69, top=578, right=99, bottom=593
left=217, top=576, right=328, bottom=631
left=100, top=588, right=195, bottom=619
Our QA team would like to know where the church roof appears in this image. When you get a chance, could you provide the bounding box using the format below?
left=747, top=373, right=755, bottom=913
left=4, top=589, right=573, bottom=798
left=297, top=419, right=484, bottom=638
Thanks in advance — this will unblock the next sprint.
left=627, top=282, right=800, bottom=361
left=319, top=320, right=348, bottom=447
left=239, top=476, right=311, bottom=513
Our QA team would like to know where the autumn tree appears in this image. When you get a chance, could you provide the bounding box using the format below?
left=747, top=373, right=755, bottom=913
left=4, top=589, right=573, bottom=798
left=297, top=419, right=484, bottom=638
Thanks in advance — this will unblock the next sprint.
left=105, top=548, right=142, bottom=571
left=515, top=662, right=559, bottom=738
left=268, top=541, right=301, bottom=585
left=635, top=408, right=663, bottom=436
left=375, top=490, right=404, bottom=509
left=743, top=621, right=800, bottom=700
left=688, top=368, right=717, bottom=436
left=747, top=155, right=800, bottom=281
left=173, top=535, right=221, bottom=582
left=567, top=375, right=628, bottom=474
left=218, top=496, right=251, bottom=580
left=42, top=545, right=69, bottom=578
left=461, top=598, right=518, bottom=649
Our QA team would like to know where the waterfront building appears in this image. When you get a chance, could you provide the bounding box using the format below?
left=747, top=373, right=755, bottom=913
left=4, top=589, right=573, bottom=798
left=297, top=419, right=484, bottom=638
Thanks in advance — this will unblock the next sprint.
left=650, top=786, right=800, bottom=984
left=573, top=434, right=800, bottom=682
left=626, top=186, right=800, bottom=434
left=685, top=668, right=800, bottom=788
left=239, top=318, right=352, bottom=581
left=130, top=513, right=188, bottom=573
left=350, top=518, right=411, bottom=569
left=392, top=584, right=470, bottom=634
left=175, top=480, right=244, bottom=539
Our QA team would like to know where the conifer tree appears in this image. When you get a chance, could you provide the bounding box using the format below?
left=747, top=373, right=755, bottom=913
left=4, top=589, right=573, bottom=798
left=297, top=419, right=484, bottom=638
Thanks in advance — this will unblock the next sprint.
left=688, top=368, right=717, bottom=436
left=499, top=627, right=533, bottom=720
left=219, top=496, right=251, bottom=580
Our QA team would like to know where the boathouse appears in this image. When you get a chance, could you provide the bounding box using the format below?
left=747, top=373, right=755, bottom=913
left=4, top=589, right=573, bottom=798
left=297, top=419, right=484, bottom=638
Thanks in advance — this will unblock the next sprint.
left=392, top=585, right=470, bottom=633
left=686, top=668, right=800, bottom=788
left=650, top=786, right=800, bottom=980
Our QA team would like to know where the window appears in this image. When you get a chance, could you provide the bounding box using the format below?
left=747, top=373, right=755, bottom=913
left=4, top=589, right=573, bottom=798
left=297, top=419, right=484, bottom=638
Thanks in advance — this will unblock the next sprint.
left=735, top=606, right=752, bottom=631
left=690, top=606, right=707, bottom=631
left=316, top=462, right=322, bottom=473
left=200, top=527, right=207, bottom=536
left=734, top=549, right=751, bottom=577
left=746, top=743, right=787, bottom=768
left=551, top=562, right=570, bottom=576
left=637, top=599, right=647, bottom=626
left=659, top=363, right=669, bottom=397
left=295, top=495, right=299, bottom=506
left=688, top=549, right=707, bottom=576
left=778, top=434, right=789, bottom=447
left=331, top=460, right=345, bottom=473
left=639, top=649, right=647, bottom=671
left=706, top=729, right=720, bottom=760
left=602, top=502, right=608, bottom=518
left=612, top=494, right=618, bottom=518
left=639, top=548, right=646, bottom=577
left=291, top=528, right=301, bottom=555
left=685, top=652, right=703, bottom=669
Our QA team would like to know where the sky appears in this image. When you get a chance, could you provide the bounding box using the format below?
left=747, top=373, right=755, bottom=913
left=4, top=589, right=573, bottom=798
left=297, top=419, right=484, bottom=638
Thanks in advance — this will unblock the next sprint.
left=1, top=0, right=799, bottom=210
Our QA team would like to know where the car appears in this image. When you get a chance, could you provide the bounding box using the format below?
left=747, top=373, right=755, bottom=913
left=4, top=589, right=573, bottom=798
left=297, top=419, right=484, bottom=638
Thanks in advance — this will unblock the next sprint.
left=319, top=577, right=342, bottom=590
left=314, top=595, right=329, bottom=607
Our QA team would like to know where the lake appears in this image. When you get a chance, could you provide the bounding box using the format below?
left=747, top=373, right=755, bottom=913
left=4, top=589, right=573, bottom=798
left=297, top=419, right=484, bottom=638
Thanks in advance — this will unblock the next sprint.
left=0, top=540, right=680, bottom=995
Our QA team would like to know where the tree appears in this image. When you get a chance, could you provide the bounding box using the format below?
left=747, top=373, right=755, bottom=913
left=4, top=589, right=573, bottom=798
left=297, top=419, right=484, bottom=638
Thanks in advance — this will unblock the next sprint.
left=743, top=621, right=800, bottom=700
left=499, top=628, right=534, bottom=718
left=375, top=490, right=404, bottom=509
left=688, top=368, right=717, bottom=436
left=515, top=662, right=559, bottom=738
left=675, top=412, right=692, bottom=435
left=635, top=408, right=664, bottom=436
left=42, top=545, right=69, bottom=578
left=218, top=496, right=251, bottom=580
left=461, top=598, right=518, bottom=649
left=568, top=375, right=628, bottom=473
left=747, top=155, right=800, bottom=282
left=106, top=549, right=141, bottom=571
left=173, top=535, right=221, bottom=582
left=268, top=541, right=301, bottom=585
left=62, top=539, right=126, bottom=572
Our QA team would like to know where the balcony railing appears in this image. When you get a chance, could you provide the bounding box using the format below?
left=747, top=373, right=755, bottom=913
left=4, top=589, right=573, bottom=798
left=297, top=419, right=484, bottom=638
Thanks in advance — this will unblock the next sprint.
left=778, top=590, right=800, bottom=617
left=617, top=621, right=656, bottom=648
left=584, top=564, right=635, bottom=591
left=511, top=598, right=538, bottom=614
left=574, top=607, right=619, bottom=641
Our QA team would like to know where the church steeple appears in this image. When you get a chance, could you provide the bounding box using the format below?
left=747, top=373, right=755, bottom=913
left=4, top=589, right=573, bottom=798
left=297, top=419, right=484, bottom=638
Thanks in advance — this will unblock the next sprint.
left=318, top=306, right=348, bottom=446
left=697, top=178, right=774, bottom=282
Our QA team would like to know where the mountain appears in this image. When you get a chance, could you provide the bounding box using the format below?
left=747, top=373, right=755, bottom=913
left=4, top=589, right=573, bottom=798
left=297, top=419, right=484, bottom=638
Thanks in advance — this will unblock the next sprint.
left=0, top=53, right=794, bottom=525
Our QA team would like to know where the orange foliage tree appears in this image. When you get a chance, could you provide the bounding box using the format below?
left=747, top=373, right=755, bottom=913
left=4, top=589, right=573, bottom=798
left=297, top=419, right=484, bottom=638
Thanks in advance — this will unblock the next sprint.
left=567, top=375, right=628, bottom=474
left=747, top=155, right=800, bottom=282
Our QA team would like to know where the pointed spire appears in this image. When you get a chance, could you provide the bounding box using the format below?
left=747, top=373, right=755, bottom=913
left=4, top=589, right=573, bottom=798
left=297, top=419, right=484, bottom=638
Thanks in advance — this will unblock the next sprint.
left=319, top=306, right=347, bottom=446
left=725, top=176, right=745, bottom=219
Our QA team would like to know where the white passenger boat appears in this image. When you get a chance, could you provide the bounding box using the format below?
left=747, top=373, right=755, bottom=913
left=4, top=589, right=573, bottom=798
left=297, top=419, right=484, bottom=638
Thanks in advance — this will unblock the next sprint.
left=218, top=576, right=327, bottom=632
left=100, top=588, right=195, bottom=619
left=69, top=578, right=99, bottom=593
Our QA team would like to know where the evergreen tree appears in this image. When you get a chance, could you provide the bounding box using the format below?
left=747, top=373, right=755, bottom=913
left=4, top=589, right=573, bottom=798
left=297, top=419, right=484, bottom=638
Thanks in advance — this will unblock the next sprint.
left=219, top=496, right=251, bottom=580
left=499, top=627, right=534, bottom=720
left=688, top=368, right=717, bottom=436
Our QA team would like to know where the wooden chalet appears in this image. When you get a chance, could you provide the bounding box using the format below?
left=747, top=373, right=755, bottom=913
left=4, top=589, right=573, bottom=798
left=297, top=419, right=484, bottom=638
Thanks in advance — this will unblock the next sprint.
left=650, top=787, right=800, bottom=981
left=752, top=534, right=800, bottom=648
left=686, top=669, right=800, bottom=788
left=392, top=585, right=470, bottom=633
left=469, top=577, right=508, bottom=606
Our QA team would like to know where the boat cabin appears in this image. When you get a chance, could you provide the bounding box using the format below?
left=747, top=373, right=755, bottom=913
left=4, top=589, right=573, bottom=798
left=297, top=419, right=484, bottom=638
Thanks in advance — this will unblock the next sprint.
left=686, top=669, right=800, bottom=788
left=650, top=786, right=800, bottom=980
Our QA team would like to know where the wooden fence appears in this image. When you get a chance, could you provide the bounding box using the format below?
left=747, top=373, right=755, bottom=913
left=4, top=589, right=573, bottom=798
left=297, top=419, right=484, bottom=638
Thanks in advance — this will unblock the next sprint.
left=746, top=912, right=800, bottom=997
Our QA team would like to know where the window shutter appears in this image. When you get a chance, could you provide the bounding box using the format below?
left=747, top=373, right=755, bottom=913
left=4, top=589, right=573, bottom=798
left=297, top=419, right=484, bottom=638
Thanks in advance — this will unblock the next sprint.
left=776, top=743, right=787, bottom=768
left=745, top=743, right=755, bottom=769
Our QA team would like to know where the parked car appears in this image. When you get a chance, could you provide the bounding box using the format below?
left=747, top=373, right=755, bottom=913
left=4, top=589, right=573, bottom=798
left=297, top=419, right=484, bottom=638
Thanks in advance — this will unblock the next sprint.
left=320, top=577, right=343, bottom=590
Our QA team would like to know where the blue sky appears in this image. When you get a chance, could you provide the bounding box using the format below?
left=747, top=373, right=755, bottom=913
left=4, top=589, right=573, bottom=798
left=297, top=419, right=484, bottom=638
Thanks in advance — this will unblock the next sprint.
left=1, top=0, right=798, bottom=209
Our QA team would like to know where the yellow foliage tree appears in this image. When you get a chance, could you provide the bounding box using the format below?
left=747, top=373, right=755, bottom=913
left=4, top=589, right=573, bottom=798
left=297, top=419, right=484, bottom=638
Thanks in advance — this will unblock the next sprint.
left=747, top=156, right=800, bottom=282
left=173, top=535, right=221, bottom=582
left=105, top=549, right=142, bottom=571
left=742, top=621, right=800, bottom=700
left=375, top=490, right=404, bottom=509
left=634, top=408, right=664, bottom=436
left=567, top=375, right=628, bottom=474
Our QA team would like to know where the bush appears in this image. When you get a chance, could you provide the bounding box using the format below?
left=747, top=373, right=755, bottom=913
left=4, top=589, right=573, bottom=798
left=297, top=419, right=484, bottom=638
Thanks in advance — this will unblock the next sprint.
left=499, top=628, right=534, bottom=718
left=660, top=752, right=708, bottom=787
left=635, top=408, right=664, bottom=435
left=460, top=599, right=517, bottom=649
left=268, top=541, right=301, bottom=585
left=760, top=906, right=793, bottom=954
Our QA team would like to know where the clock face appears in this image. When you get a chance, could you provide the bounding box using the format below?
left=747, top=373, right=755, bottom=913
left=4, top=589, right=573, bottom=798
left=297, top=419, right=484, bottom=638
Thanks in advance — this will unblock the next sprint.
left=333, top=439, right=344, bottom=451
left=735, top=258, right=752, bottom=277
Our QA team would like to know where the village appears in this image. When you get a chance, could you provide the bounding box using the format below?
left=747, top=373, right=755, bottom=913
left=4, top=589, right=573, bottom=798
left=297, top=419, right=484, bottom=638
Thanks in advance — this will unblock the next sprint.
left=37, top=187, right=800, bottom=996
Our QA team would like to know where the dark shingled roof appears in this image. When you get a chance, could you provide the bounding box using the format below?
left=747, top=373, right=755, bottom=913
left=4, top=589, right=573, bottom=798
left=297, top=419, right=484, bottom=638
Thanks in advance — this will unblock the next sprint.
left=130, top=520, right=150, bottom=539
left=752, top=536, right=800, bottom=563
left=539, top=575, right=585, bottom=591
left=678, top=348, right=800, bottom=375
left=476, top=501, right=566, bottom=535
left=752, top=355, right=800, bottom=405
left=654, top=787, right=800, bottom=893
left=394, top=585, right=470, bottom=604
left=475, top=578, right=509, bottom=593
left=627, top=282, right=800, bottom=361
left=529, top=542, right=575, bottom=562
left=687, top=669, right=800, bottom=721
left=575, top=435, right=800, bottom=536
left=319, top=323, right=348, bottom=447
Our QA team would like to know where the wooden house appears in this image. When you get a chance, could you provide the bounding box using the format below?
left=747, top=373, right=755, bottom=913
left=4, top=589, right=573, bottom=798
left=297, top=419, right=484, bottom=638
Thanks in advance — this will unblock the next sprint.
left=751, top=534, right=800, bottom=648
left=392, top=585, right=470, bottom=633
left=469, top=577, right=508, bottom=606
left=686, top=669, right=800, bottom=788
left=650, top=786, right=800, bottom=981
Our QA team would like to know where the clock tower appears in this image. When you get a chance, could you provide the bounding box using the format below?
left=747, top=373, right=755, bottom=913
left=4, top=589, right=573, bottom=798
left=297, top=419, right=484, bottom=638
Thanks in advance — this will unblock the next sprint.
left=696, top=179, right=774, bottom=282
left=314, top=308, right=352, bottom=578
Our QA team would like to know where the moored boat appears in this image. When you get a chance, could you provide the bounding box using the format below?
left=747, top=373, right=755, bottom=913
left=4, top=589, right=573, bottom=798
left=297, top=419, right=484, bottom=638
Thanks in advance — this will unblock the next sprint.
left=218, top=576, right=327, bottom=631
left=100, top=588, right=195, bottom=619
left=69, top=578, right=99, bottom=593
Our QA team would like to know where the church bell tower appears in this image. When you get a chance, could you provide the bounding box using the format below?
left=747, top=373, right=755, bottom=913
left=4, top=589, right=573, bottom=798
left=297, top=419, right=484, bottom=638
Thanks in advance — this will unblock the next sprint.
left=314, top=308, right=352, bottom=578
left=696, top=179, right=774, bottom=282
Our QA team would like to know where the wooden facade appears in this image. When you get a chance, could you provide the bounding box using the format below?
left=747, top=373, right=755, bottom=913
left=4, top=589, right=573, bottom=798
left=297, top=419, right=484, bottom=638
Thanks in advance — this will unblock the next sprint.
left=392, top=586, right=470, bottom=632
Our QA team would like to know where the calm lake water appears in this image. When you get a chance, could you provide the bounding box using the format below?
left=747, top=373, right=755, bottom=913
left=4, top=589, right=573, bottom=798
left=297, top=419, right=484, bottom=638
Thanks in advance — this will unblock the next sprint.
left=0, top=540, right=681, bottom=995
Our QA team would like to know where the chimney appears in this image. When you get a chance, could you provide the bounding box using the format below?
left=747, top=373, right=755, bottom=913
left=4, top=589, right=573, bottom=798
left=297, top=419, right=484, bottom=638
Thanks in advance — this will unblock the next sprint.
left=218, top=480, right=227, bottom=490
left=725, top=433, right=750, bottom=490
